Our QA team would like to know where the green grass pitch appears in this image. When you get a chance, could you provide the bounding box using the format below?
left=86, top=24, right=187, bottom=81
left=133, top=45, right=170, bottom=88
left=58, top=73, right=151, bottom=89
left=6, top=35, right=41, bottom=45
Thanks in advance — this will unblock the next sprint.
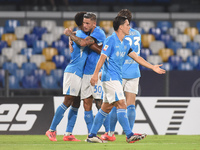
left=0, top=135, right=200, bottom=150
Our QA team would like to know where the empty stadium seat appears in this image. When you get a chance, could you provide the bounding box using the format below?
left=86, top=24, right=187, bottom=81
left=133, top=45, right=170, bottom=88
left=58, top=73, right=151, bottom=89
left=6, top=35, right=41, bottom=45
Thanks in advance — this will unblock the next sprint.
left=175, top=34, right=191, bottom=47
left=167, top=41, right=182, bottom=54
left=42, top=47, right=58, bottom=61
left=40, top=61, right=56, bottom=74
left=140, top=48, right=152, bottom=60
left=32, top=26, right=47, bottom=40
left=33, top=69, right=46, bottom=79
left=52, top=55, right=65, bottom=68
left=50, top=69, right=63, bottom=82
left=178, top=62, right=193, bottom=71
left=52, top=26, right=65, bottom=40
left=13, top=69, right=26, bottom=81
left=195, top=49, right=200, bottom=56
left=193, top=34, right=200, bottom=44
left=147, top=55, right=163, bottom=65
left=9, top=75, right=21, bottom=89
left=11, top=54, right=28, bottom=68
left=133, top=27, right=145, bottom=35
left=99, top=20, right=113, bottom=34
left=33, top=40, right=48, bottom=54
left=41, top=20, right=56, bottom=33
left=0, top=26, right=5, bottom=39
left=158, top=48, right=174, bottom=62
left=149, top=41, right=165, bottom=54
left=130, top=21, right=137, bottom=28
left=141, top=34, right=155, bottom=48
left=1, top=33, right=17, bottom=46
left=184, top=27, right=199, bottom=40
left=160, top=62, right=173, bottom=71
left=52, top=40, right=66, bottom=54
left=0, top=55, right=7, bottom=68
left=1, top=47, right=16, bottom=61
left=167, top=27, right=181, bottom=40
left=21, top=62, right=37, bottom=75
left=42, top=33, right=57, bottom=46
left=2, top=62, right=18, bottom=74
left=60, top=48, right=71, bottom=61
left=41, top=75, right=60, bottom=89
left=22, top=75, right=40, bottom=88
left=0, top=41, right=7, bottom=53
left=24, top=20, right=38, bottom=31
left=149, top=27, right=162, bottom=40
left=176, top=48, right=192, bottom=61
left=63, top=20, right=77, bottom=30
left=5, top=19, right=20, bottom=33
left=158, top=34, right=173, bottom=47
left=14, top=26, right=31, bottom=40
left=168, top=55, right=182, bottom=69
left=186, top=41, right=200, bottom=54
left=187, top=55, right=200, bottom=69
left=60, top=34, right=69, bottom=47
left=21, top=48, right=34, bottom=60
left=139, top=21, right=155, bottom=33
left=174, top=21, right=190, bottom=33
left=24, top=34, right=38, bottom=47
left=30, top=54, right=46, bottom=68
left=157, top=21, right=172, bottom=34
left=11, top=40, right=27, bottom=53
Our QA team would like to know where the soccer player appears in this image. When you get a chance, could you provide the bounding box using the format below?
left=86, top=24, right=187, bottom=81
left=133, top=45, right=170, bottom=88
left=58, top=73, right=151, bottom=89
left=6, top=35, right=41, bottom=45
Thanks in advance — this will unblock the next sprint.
left=87, top=16, right=165, bottom=143
left=64, top=12, right=109, bottom=134
left=101, top=9, right=145, bottom=141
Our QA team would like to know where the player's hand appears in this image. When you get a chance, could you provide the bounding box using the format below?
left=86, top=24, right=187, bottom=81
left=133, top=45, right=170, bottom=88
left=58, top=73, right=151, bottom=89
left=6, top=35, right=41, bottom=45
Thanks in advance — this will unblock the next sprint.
left=90, top=74, right=98, bottom=86
left=99, top=72, right=102, bottom=80
left=64, top=28, right=73, bottom=36
left=152, top=64, right=166, bottom=74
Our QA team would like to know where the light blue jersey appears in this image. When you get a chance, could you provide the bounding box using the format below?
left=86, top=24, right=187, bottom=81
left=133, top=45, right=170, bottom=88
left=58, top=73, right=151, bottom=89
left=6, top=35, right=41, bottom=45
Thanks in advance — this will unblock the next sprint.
left=122, top=28, right=141, bottom=79
left=83, top=26, right=106, bottom=75
left=64, top=30, right=88, bottom=78
left=101, top=32, right=131, bottom=83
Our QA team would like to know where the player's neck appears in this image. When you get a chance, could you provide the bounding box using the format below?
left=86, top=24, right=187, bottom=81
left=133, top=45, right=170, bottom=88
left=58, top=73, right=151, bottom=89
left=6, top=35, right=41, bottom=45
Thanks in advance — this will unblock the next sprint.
left=115, top=31, right=125, bottom=42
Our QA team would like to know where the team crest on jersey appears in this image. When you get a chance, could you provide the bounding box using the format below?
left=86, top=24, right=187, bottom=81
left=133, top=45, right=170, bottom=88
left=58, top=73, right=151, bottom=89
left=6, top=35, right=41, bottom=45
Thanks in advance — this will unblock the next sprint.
left=103, top=45, right=109, bottom=51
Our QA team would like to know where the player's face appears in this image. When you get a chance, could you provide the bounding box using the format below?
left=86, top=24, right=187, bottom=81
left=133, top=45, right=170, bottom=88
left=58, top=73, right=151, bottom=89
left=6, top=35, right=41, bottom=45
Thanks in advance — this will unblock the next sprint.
left=83, top=18, right=96, bottom=32
left=121, top=19, right=130, bottom=35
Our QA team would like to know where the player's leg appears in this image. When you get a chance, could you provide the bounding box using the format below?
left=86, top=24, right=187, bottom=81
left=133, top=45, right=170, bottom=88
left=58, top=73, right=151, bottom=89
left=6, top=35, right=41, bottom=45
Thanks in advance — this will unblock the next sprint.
left=63, top=96, right=81, bottom=141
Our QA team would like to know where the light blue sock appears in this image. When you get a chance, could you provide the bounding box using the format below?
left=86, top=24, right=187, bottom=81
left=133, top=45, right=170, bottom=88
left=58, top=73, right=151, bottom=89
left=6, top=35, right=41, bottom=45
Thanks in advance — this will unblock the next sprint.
left=50, top=103, right=67, bottom=131
left=127, top=105, right=136, bottom=130
left=89, top=109, right=108, bottom=137
left=66, top=107, right=78, bottom=133
left=117, top=109, right=132, bottom=137
left=103, top=113, right=110, bottom=132
left=84, top=110, right=94, bottom=133
left=110, top=106, right=117, bottom=132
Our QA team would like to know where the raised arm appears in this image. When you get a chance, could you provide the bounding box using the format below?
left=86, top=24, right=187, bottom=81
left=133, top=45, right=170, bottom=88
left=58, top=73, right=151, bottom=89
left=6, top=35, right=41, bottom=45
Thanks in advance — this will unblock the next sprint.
left=128, top=51, right=166, bottom=74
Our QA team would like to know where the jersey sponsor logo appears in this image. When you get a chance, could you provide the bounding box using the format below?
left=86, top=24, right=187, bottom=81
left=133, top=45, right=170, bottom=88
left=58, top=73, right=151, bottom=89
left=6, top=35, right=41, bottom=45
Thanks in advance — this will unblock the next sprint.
left=103, top=45, right=109, bottom=51
left=116, top=51, right=126, bottom=57
left=124, top=59, right=136, bottom=64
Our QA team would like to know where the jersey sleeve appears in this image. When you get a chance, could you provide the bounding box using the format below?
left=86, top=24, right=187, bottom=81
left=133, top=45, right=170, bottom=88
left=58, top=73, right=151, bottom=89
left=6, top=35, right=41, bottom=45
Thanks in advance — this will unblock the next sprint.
left=90, top=27, right=106, bottom=44
left=101, top=37, right=113, bottom=57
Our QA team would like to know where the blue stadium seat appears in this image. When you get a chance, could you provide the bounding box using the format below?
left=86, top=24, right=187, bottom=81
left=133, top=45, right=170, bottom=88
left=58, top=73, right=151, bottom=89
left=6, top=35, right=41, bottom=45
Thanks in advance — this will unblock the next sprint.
left=60, top=35, right=69, bottom=48
left=50, top=69, right=63, bottom=82
left=130, top=21, right=137, bottom=28
left=2, top=62, right=18, bottom=74
left=0, top=55, right=7, bottom=68
left=13, top=69, right=26, bottom=82
left=21, top=62, right=37, bottom=75
left=168, top=56, right=182, bottom=70
left=157, top=21, right=172, bottom=34
left=186, top=41, right=200, bottom=54
left=167, top=41, right=182, bottom=54
left=140, top=48, right=152, bottom=60
left=52, top=55, right=65, bottom=69
left=32, top=26, right=47, bottom=40
left=187, top=55, right=200, bottom=69
left=22, top=75, right=40, bottom=88
left=196, top=22, right=200, bottom=33
left=4, top=19, right=20, bottom=33
left=33, top=69, right=46, bottom=79
left=0, top=26, right=5, bottom=39
left=0, top=69, right=5, bottom=88
left=0, top=41, right=7, bottom=54
left=21, top=48, right=34, bottom=61
left=52, top=40, right=67, bottom=54
left=24, top=34, right=38, bottom=47
left=149, top=27, right=162, bottom=40
left=158, top=34, right=173, bottom=47
left=9, top=75, right=21, bottom=89
left=178, top=62, right=193, bottom=71
left=33, top=40, right=48, bottom=54
left=41, top=75, right=60, bottom=89
left=134, top=27, right=145, bottom=35
left=60, top=48, right=71, bottom=61
left=160, top=62, right=173, bottom=71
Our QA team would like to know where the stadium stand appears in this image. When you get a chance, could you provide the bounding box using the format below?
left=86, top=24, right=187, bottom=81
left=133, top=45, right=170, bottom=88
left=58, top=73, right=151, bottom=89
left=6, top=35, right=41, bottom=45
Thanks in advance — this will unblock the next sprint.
left=1, top=33, right=16, bottom=46
left=14, top=26, right=31, bottom=40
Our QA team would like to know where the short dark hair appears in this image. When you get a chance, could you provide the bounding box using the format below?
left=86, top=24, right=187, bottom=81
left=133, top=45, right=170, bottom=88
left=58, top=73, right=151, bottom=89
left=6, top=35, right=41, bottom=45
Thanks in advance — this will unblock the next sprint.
left=83, top=12, right=97, bottom=21
left=113, top=16, right=128, bottom=31
left=117, top=9, right=132, bottom=23
left=74, top=11, right=87, bottom=27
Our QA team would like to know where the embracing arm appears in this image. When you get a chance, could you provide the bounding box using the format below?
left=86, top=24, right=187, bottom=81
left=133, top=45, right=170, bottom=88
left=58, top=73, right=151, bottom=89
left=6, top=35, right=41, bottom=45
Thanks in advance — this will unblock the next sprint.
left=128, top=51, right=166, bottom=74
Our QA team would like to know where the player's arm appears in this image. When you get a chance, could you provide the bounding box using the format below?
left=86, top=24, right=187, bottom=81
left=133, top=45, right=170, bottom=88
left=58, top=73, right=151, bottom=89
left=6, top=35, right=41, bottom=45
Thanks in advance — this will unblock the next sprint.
left=128, top=51, right=166, bottom=74
left=89, top=43, right=102, bottom=54
left=90, top=54, right=107, bottom=86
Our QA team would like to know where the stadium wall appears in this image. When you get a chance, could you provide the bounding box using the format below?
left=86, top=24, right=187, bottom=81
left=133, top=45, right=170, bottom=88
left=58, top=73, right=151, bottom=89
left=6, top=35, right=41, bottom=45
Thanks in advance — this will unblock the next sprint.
left=0, top=96, right=200, bottom=135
